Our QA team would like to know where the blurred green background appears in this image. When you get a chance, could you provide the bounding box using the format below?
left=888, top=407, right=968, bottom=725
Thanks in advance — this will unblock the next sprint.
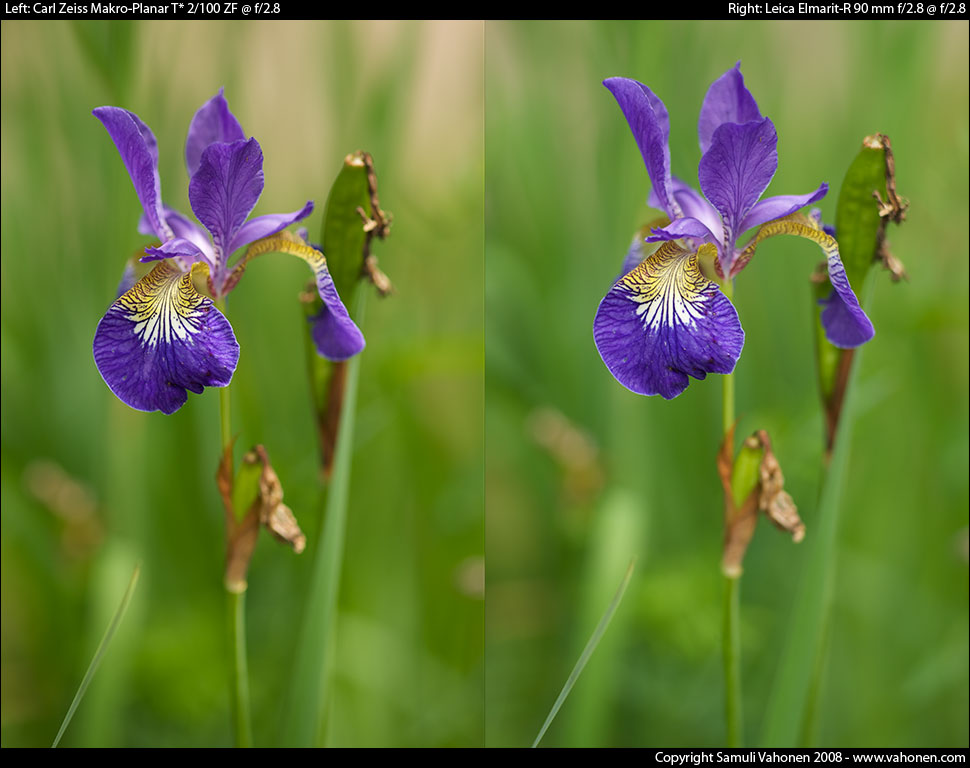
left=1, top=20, right=483, bottom=747
left=485, top=21, right=968, bottom=747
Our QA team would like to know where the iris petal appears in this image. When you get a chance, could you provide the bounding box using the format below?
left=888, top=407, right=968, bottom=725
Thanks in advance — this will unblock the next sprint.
left=185, top=88, right=246, bottom=177
left=697, top=63, right=763, bottom=154
left=619, top=232, right=649, bottom=279
left=646, top=216, right=719, bottom=246
left=736, top=213, right=874, bottom=347
left=163, top=208, right=218, bottom=265
left=670, top=177, right=724, bottom=239
left=93, top=107, right=172, bottom=241
left=228, top=201, right=314, bottom=254
left=594, top=242, right=744, bottom=399
left=698, top=117, right=778, bottom=270
left=93, top=261, right=239, bottom=414
left=737, top=184, right=828, bottom=234
left=116, top=259, right=137, bottom=299
left=603, top=77, right=681, bottom=220
left=142, top=237, right=208, bottom=264
left=228, top=231, right=365, bottom=361
left=618, top=222, right=666, bottom=279
left=189, top=138, right=264, bottom=264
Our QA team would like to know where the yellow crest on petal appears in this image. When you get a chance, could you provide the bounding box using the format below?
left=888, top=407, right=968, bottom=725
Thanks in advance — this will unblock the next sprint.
left=620, top=241, right=719, bottom=331
left=116, top=260, right=212, bottom=348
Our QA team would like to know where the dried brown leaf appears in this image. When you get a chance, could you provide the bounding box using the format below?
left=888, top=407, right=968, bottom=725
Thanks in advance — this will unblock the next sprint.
left=756, top=430, right=805, bottom=543
left=719, top=424, right=760, bottom=577
left=253, top=445, right=306, bottom=554
left=221, top=444, right=306, bottom=592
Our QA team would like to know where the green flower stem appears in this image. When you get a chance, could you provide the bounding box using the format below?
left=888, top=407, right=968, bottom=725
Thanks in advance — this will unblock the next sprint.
left=723, top=573, right=743, bottom=747
left=219, top=384, right=233, bottom=473
left=720, top=277, right=743, bottom=748
left=214, top=296, right=252, bottom=749
left=227, top=589, right=253, bottom=748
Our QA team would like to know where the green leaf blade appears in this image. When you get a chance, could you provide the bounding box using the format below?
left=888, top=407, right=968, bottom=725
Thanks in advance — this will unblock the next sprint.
left=52, top=562, right=141, bottom=748
left=532, top=556, right=636, bottom=748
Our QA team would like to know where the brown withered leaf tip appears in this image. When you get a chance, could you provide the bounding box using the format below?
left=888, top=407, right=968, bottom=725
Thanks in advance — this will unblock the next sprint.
left=720, top=428, right=805, bottom=577
left=252, top=445, right=306, bottom=554
left=355, top=151, right=394, bottom=297
left=221, top=444, right=306, bottom=593
left=868, top=133, right=909, bottom=282
left=754, top=430, right=805, bottom=543
left=719, top=424, right=759, bottom=579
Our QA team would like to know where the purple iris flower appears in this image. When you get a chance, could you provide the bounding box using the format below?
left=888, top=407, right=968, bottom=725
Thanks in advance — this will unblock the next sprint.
left=593, top=64, right=874, bottom=399
left=92, top=90, right=364, bottom=414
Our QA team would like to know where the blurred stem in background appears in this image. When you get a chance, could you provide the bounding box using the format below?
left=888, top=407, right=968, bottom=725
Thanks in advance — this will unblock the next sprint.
left=763, top=135, right=907, bottom=747
left=283, top=152, right=393, bottom=746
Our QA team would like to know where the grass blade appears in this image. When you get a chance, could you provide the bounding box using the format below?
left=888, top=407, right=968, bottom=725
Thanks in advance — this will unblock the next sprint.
left=51, top=561, right=141, bottom=748
left=282, top=293, right=365, bottom=747
left=760, top=281, right=874, bottom=747
left=532, top=557, right=636, bottom=748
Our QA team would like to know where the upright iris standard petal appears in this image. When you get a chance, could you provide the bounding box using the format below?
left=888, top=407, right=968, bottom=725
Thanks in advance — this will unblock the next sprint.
left=603, top=77, right=681, bottom=220
left=736, top=213, right=874, bottom=347
left=229, top=231, right=365, bottom=361
left=594, top=242, right=744, bottom=399
left=93, top=107, right=172, bottom=241
left=93, top=261, right=240, bottom=414
left=697, top=63, right=762, bottom=153
left=185, top=88, right=246, bottom=177
left=698, top=117, right=778, bottom=268
left=189, top=138, right=264, bottom=260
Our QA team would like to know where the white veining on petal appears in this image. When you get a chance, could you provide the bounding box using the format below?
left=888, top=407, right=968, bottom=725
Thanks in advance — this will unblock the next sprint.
left=622, top=241, right=708, bottom=332
left=116, top=262, right=205, bottom=348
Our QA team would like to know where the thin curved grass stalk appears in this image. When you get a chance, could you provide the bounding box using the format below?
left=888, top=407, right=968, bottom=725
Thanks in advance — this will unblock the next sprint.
left=52, top=562, right=141, bottom=748
left=532, top=557, right=635, bottom=748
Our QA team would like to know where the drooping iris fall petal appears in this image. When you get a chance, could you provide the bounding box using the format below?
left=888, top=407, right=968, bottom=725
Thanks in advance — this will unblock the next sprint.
left=736, top=213, right=874, bottom=347
left=594, top=242, right=744, bottom=399
left=93, top=261, right=240, bottom=414
left=228, top=231, right=365, bottom=361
